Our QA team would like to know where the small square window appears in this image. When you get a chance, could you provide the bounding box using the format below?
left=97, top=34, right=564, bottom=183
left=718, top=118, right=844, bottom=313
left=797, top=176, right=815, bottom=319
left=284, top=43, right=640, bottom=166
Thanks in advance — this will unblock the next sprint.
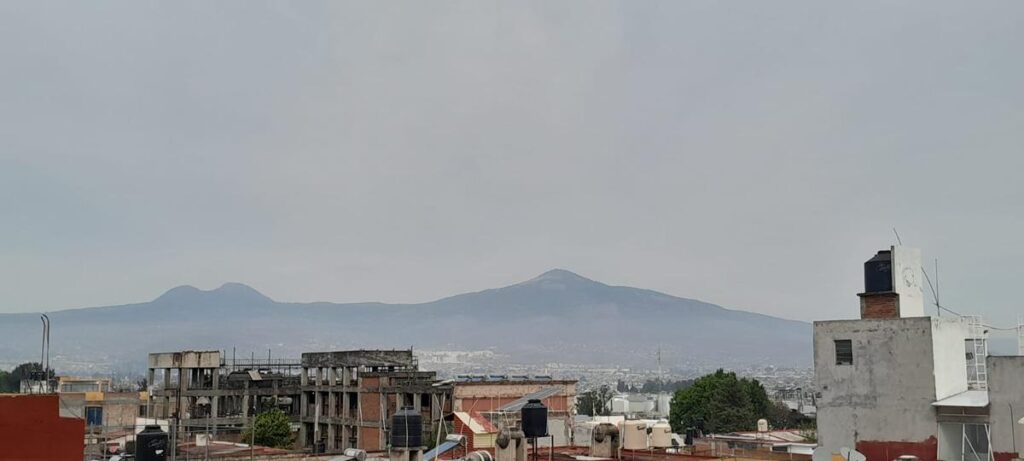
left=835, top=339, right=853, bottom=365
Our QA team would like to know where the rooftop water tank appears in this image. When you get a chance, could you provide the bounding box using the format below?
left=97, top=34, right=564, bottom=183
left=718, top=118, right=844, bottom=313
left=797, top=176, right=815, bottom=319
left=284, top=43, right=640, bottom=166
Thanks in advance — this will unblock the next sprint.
left=391, top=406, right=423, bottom=448
left=650, top=420, right=672, bottom=448
left=622, top=421, right=648, bottom=450
left=757, top=419, right=769, bottom=433
left=465, top=451, right=494, bottom=461
left=864, top=250, right=893, bottom=293
left=343, top=449, right=367, bottom=461
left=521, top=399, right=548, bottom=438
left=136, top=425, right=168, bottom=461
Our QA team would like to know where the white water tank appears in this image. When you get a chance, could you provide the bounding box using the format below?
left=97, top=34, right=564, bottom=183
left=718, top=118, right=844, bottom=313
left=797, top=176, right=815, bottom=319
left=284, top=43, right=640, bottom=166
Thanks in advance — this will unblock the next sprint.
left=650, top=420, right=672, bottom=448
left=757, top=419, right=769, bottom=432
left=621, top=420, right=648, bottom=450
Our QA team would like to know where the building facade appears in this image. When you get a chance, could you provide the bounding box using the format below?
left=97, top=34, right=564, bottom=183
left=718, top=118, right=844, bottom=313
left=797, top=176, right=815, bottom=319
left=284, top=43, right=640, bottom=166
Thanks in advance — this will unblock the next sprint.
left=147, top=349, right=452, bottom=454
left=298, top=350, right=452, bottom=453
left=814, top=247, right=1024, bottom=461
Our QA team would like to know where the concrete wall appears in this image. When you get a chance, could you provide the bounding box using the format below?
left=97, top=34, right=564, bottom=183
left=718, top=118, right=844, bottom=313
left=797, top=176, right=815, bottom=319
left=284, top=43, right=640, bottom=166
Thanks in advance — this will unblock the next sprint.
left=100, top=393, right=144, bottom=429
left=301, top=350, right=414, bottom=368
left=814, top=317, right=940, bottom=460
left=931, top=318, right=970, bottom=401
left=987, top=356, right=1024, bottom=461
left=148, top=350, right=221, bottom=369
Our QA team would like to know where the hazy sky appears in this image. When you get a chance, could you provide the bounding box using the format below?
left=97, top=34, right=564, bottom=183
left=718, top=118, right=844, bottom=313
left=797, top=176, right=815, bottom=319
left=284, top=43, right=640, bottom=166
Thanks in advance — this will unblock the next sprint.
left=2, top=2, right=1023, bottom=329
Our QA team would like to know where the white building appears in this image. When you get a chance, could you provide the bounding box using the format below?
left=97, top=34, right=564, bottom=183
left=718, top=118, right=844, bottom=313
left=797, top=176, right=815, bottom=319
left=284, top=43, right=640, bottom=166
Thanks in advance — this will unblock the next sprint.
left=814, top=247, right=1024, bottom=461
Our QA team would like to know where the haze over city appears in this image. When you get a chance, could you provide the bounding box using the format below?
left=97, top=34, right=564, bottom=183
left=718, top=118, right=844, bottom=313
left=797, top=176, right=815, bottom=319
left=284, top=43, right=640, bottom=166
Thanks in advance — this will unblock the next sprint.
left=3, top=2, right=1024, bottom=327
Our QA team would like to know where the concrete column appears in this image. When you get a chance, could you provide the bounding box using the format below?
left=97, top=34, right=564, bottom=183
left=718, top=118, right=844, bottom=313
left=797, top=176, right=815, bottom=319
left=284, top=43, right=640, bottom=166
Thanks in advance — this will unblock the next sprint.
left=243, top=380, right=251, bottom=417
left=301, top=367, right=309, bottom=386
left=211, top=371, right=220, bottom=419
left=164, top=368, right=171, bottom=389
left=328, top=424, right=337, bottom=451
left=301, top=391, right=309, bottom=418
left=147, top=368, right=155, bottom=388
left=329, top=367, right=337, bottom=386
left=430, top=394, right=441, bottom=422
left=342, top=392, right=350, bottom=419
left=329, top=391, right=337, bottom=419
left=316, top=367, right=324, bottom=386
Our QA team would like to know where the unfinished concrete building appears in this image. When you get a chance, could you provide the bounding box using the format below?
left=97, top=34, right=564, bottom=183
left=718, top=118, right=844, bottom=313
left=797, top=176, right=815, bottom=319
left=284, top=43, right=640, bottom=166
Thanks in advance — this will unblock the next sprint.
left=147, top=349, right=452, bottom=454
left=299, top=350, right=453, bottom=453
left=147, top=350, right=303, bottom=437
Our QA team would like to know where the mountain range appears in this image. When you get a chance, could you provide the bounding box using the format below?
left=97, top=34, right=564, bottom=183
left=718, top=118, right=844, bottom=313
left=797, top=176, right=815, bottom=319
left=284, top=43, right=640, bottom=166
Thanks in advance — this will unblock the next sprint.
left=0, top=269, right=812, bottom=372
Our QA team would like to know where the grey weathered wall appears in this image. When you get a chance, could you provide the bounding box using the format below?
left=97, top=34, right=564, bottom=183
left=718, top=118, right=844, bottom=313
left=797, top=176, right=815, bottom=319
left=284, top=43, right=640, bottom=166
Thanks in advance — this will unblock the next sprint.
left=987, top=356, right=1024, bottom=460
left=814, top=317, right=939, bottom=453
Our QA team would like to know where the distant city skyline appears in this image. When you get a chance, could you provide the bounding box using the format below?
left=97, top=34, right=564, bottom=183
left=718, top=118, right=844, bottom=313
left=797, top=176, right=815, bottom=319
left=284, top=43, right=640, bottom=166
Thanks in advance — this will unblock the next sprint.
left=2, top=1, right=1024, bottom=331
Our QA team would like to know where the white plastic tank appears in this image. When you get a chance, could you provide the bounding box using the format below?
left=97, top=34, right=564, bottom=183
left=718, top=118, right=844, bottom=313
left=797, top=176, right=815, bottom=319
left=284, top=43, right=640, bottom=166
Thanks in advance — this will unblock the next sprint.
left=343, top=448, right=367, bottom=461
left=650, top=420, right=672, bottom=448
left=757, top=418, right=769, bottom=432
left=621, top=420, right=648, bottom=450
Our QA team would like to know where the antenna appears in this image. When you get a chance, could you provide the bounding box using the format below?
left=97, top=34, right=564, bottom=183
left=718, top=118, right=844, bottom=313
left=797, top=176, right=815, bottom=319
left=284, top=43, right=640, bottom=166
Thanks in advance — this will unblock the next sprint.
left=892, top=228, right=903, bottom=245
left=657, top=345, right=664, bottom=388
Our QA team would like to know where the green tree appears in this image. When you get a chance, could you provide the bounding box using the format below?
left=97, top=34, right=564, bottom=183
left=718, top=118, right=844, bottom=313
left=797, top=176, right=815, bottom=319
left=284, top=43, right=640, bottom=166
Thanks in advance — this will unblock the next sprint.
left=0, top=370, right=10, bottom=393
left=668, top=369, right=773, bottom=434
left=0, top=362, right=52, bottom=392
left=577, top=385, right=615, bottom=416
left=242, top=408, right=293, bottom=449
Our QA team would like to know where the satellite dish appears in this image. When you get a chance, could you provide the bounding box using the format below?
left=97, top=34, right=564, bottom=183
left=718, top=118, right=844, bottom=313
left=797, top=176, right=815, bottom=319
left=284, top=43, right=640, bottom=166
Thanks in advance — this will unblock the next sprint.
left=812, top=447, right=832, bottom=461
left=840, top=447, right=852, bottom=461
left=848, top=449, right=867, bottom=461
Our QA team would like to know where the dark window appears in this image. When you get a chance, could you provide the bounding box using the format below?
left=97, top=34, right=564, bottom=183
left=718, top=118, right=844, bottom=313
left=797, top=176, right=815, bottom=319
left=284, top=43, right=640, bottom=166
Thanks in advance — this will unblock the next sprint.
left=85, top=406, right=103, bottom=427
left=835, top=340, right=853, bottom=365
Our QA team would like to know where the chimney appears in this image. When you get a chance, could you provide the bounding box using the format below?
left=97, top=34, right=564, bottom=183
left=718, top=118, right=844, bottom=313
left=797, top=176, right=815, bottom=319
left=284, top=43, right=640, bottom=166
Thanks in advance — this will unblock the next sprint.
left=859, top=250, right=899, bottom=319
left=857, top=247, right=925, bottom=319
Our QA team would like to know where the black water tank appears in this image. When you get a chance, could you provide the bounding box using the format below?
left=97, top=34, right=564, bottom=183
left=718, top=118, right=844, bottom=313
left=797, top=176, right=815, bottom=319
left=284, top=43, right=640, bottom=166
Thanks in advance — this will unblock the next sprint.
left=391, top=406, right=423, bottom=448
left=521, top=399, right=548, bottom=438
left=136, top=425, right=169, bottom=461
left=864, top=250, right=893, bottom=293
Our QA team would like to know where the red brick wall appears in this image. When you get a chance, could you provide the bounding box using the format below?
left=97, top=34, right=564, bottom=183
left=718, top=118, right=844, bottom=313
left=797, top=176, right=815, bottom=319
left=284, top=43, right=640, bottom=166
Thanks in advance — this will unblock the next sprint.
left=856, top=438, right=937, bottom=461
left=453, top=416, right=477, bottom=452
left=0, top=394, right=84, bottom=460
left=860, top=294, right=899, bottom=319
left=361, top=392, right=381, bottom=422
left=361, top=427, right=381, bottom=451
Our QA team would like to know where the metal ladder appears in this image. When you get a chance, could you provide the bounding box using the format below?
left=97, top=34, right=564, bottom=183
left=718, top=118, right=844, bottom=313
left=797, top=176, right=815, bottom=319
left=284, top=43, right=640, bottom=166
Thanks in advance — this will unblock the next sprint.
left=963, top=315, right=988, bottom=390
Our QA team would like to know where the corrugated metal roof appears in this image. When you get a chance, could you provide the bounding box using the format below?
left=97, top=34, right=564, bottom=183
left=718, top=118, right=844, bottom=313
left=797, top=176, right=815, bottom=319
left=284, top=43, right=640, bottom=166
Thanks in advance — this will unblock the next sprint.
left=498, top=387, right=562, bottom=412
left=454, top=411, right=498, bottom=434
left=423, top=440, right=460, bottom=461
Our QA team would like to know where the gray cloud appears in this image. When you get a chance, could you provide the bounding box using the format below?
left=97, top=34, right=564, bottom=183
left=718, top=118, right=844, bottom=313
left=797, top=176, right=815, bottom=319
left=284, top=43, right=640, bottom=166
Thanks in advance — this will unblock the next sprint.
left=2, top=1, right=1023, bottom=334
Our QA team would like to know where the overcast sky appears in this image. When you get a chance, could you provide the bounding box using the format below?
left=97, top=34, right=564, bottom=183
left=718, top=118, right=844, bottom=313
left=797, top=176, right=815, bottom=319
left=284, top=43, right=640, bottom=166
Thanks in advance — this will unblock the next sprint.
left=2, top=2, right=1023, bottom=330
